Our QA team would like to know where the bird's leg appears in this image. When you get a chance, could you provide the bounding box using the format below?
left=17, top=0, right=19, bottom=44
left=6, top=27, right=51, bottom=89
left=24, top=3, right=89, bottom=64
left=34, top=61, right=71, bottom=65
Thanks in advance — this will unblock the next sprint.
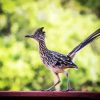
left=64, top=71, right=73, bottom=91
left=44, top=73, right=60, bottom=91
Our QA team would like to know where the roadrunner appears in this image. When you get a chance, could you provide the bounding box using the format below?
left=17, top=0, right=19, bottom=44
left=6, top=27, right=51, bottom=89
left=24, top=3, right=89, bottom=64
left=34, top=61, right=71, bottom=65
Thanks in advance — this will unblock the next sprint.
left=25, top=27, right=100, bottom=91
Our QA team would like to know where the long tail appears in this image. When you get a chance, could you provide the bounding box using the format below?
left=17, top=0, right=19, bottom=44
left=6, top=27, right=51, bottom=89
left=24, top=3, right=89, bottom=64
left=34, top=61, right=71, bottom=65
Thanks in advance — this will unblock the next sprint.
left=68, top=28, right=100, bottom=58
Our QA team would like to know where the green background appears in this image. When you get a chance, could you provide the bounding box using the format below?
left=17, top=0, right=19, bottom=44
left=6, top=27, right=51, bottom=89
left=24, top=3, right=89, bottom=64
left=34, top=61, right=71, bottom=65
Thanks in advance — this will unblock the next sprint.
left=0, top=0, right=100, bottom=92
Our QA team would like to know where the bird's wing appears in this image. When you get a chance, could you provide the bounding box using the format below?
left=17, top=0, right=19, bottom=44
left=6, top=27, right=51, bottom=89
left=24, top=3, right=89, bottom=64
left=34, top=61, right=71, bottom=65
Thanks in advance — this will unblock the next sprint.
left=50, top=51, right=78, bottom=69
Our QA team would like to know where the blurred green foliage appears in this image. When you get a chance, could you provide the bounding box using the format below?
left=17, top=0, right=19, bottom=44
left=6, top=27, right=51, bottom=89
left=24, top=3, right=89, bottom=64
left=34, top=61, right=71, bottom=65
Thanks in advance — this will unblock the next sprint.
left=0, top=0, right=100, bottom=91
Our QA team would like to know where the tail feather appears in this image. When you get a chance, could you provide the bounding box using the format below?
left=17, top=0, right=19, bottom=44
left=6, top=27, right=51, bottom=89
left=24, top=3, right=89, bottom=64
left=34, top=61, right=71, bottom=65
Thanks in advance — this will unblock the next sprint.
left=68, top=28, right=100, bottom=58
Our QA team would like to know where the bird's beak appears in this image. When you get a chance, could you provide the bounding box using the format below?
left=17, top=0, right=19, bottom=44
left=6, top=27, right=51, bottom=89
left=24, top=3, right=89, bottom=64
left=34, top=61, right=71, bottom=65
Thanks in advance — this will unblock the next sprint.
left=25, top=34, right=33, bottom=38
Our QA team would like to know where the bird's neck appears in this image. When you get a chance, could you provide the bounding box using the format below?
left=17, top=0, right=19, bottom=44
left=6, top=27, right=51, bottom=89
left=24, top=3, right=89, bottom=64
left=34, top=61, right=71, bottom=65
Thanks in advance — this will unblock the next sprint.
left=38, top=40, right=47, bottom=55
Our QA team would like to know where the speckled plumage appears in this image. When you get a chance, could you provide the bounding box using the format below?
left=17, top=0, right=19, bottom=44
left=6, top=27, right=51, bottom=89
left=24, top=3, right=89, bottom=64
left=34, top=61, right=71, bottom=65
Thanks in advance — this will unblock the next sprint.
left=25, top=27, right=100, bottom=91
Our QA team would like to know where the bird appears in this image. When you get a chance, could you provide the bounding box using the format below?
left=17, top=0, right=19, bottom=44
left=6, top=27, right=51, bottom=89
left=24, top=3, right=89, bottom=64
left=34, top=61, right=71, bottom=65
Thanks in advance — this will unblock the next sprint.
left=25, top=27, right=100, bottom=91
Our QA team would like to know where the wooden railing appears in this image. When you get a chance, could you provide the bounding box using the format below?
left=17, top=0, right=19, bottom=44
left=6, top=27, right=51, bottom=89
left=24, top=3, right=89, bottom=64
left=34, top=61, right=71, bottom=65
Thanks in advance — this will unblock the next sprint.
left=0, top=91, right=100, bottom=99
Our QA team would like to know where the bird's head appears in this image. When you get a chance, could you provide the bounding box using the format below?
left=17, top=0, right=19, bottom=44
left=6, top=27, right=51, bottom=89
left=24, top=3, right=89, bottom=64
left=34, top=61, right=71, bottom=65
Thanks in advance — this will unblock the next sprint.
left=25, top=27, right=45, bottom=41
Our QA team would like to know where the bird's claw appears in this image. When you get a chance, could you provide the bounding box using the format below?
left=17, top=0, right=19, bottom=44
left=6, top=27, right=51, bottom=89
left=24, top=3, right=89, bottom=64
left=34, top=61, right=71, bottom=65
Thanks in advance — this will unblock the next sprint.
left=41, top=89, right=55, bottom=91
left=66, top=88, right=74, bottom=91
left=62, top=88, right=74, bottom=92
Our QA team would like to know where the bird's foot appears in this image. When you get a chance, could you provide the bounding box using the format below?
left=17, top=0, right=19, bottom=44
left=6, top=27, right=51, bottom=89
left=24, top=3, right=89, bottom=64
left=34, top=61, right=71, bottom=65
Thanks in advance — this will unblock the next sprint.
left=62, top=88, right=74, bottom=92
left=41, top=88, right=55, bottom=91
left=66, top=88, right=74, bottom=91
